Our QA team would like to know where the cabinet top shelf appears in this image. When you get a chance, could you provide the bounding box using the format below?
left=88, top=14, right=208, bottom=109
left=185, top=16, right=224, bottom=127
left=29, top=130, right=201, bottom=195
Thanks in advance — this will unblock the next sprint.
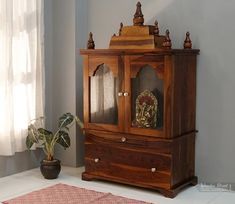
left=80, top=49, right=200, bottom=56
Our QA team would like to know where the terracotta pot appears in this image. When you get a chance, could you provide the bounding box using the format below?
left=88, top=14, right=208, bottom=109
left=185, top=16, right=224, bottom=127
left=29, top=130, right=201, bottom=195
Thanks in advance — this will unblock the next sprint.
left=40, top=159, right=61, bottom=179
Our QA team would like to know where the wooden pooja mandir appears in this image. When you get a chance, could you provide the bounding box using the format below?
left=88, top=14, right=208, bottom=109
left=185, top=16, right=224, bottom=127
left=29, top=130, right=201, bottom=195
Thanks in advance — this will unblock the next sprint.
left=80, top=2, right=199, bottom=198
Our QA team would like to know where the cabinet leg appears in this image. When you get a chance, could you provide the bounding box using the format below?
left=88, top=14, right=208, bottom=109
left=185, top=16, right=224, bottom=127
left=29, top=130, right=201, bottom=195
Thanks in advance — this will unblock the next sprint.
left=190, top=176, right=198, bottom=186
left=82, top=172, right=95, bottom=181
left=158, top=189, right=177, bottom=198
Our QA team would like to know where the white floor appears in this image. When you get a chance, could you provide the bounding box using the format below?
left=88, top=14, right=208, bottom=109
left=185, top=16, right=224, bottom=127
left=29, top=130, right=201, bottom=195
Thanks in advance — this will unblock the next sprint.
left=0, top=167, right=234, bottom=204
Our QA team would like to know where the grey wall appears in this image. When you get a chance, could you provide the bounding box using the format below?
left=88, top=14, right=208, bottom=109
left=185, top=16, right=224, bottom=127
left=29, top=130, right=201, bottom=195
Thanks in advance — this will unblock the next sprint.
left=86, top=0, right=235, bottom=183
left=0, top=150, right=43, bottom=178
left=75, top=0, right=88, bottom=165
left=44, top=0, right=86, bottom=167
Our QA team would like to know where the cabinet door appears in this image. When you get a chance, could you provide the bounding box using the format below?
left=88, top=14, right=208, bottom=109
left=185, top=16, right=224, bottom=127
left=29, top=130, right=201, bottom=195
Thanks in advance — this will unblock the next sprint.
left=83, top=55, right=124, bottom=132
left=124, top=55, right=166, bottom=137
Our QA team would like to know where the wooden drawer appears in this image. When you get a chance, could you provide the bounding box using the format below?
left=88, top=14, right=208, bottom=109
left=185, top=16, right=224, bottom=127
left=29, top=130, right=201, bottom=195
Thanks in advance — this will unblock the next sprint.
left=85, top=159, right=171, bottom=189
left=86, top=130, right=172, bottom=154
left=84, top=142, right=171, bottom=189
left=85, top=142, right=171, bottom=172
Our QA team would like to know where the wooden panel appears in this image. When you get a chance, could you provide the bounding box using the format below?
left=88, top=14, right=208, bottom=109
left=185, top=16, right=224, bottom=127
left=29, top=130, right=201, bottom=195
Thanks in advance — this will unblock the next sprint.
left=80, top=49, right=200, bottom=56
left=85, top=130, right=172, bottom=154
left=88, top=56, right=119, bottom=77
left=172, top=55, right=197, bottom=137
left=109, top=36, right=155, bottom=49
left=85, top=142, right=171, bottom=172
left=85, top=159, right=171, bottom=189
left=121, top=25, right=152, bottom=36
left=130, top=55, right=164, bottom=63
left=171, top=133, right=196, bottom=187
left=129, top=55, right=164, bottom=79
left=83, top=55, right=89, bottom=127
left=163, top=55, right=174, bottom=138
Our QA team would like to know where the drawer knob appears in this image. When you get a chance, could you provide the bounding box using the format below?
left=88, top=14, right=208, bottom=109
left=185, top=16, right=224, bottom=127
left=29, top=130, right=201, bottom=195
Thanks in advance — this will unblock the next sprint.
left=123, top=92, right=129, bottom=97
left=151, top=168, right=157, bottom=172
left=118, top=92, right=123, bottom=97
left=121, top=137, right=126, bottom=142
left=94, top=158, right=100, bottom=163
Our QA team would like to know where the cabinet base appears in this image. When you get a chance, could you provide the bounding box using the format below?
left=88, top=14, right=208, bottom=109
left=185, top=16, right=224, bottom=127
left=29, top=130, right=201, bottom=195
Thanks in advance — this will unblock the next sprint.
left=82, top=172, right=197, bottom=198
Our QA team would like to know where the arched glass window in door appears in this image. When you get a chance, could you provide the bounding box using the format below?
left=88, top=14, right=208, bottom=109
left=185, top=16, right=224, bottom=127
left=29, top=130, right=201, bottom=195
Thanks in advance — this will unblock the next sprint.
left=131, top=65, right=163, bottom=129
left=90, top=64, right=118, bottom=124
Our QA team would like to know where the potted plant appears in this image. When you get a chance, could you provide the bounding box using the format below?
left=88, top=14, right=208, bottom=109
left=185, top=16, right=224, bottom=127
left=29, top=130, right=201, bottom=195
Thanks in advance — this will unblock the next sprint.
left=26, top=113, right=83, bottom=179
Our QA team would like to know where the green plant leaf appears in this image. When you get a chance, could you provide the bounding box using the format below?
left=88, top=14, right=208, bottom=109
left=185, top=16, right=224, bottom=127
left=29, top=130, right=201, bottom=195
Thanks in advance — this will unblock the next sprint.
left=26, top=135, right=35, bottom=149
left=38, top=128, right=53, bottom=144
left=57, top=130, right=70, bottom=149
left=58, top=113, right=74, bottom=128
left=26, top=125, right=39, bottom=149
left=38, top=128, right=52, bottom=135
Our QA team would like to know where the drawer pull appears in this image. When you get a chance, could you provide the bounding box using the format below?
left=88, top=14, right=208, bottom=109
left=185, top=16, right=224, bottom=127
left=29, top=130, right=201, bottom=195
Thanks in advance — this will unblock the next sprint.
left=121, top=137, right=126, bottom=142
left=94, top=158, right=100, bottom=163
left=118, top=92, right=123, bottom=97
left=151, top=168, right=157, bottom=172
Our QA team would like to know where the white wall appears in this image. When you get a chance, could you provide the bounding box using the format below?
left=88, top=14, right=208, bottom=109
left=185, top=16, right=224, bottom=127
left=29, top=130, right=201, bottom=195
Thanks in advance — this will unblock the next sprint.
left=87, top=0, right=235, bottom=183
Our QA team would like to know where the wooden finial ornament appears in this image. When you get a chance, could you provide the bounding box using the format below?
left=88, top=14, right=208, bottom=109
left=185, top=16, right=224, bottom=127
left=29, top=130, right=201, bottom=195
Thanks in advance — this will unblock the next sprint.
left=184, top=32, right=192, bottom=49
left=87, top=32, right=95, bottom=49
left=133, top=2, right=144, bottom=26
left=162, top=29, right=172, bottom=49
left=154, top=20, right=159, bottom=36
left=119, top=23, right=123, bottom=36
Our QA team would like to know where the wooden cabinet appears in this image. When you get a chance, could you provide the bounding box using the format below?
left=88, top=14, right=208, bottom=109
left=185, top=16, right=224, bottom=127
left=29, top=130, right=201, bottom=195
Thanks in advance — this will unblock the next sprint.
left=80, top=2, right=199, bottom=198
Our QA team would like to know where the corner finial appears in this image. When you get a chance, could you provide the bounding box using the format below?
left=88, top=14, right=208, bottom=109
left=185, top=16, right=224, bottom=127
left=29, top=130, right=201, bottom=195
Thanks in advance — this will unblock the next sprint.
left=133, top=2, right=144, bottom=26
left=87, top=32, right=95, bottom=49
left=119, top=22, right=123, bottom=36
left=162, top=29, right=172, bottom=49
left=184, top=32, right=192, bottom=49
left=154, top=20, right=159, bottom=36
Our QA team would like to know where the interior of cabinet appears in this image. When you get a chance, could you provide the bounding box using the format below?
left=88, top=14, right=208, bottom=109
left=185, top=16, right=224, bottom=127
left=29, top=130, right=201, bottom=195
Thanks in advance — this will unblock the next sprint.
left=131, top=65, right=164, bottom=130
left=89, top=64, right=118, bottom=125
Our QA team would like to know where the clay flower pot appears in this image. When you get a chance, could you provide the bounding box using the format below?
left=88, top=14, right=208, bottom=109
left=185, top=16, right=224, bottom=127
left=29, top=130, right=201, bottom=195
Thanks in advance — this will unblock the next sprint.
left=40, top=159, right=61, bottom=179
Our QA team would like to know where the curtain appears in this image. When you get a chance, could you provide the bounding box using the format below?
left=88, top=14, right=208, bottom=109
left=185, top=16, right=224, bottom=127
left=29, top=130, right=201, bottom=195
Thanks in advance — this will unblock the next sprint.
left=0, top=0, right=44, bottom=155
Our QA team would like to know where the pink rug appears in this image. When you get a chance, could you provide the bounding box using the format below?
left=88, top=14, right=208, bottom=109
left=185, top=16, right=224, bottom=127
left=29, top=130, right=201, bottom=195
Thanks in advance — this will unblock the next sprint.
left=3, top=183, right=151, bottom=204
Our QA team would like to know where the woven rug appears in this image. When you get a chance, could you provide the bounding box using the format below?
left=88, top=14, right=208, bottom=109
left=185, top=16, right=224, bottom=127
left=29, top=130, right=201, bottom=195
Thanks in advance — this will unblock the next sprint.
left=3, top=183, right=151, bottom=204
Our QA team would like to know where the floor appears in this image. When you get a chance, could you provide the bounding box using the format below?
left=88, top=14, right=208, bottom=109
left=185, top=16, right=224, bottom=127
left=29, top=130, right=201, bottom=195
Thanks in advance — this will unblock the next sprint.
left=0, top=167, right=234, bottom=204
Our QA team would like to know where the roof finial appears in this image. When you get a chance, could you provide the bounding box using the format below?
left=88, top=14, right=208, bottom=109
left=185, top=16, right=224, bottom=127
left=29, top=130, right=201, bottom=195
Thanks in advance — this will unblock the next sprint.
left=119, top=22, right=123, bottom=36
left=162, top=29, right=172, bottom=49
left=154, top=20, right=159, bottom=36
left=87, top=32, right=95, bottom=49
left=133, top=2, right=144, bottom=26
left=184, top=32, right=192, bottom=49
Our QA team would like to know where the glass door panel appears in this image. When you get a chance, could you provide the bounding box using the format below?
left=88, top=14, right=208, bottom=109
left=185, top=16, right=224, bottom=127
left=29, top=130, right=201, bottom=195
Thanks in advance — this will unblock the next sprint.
left=131, top=65, right=164, bottom=130
left=90, top=64, right=118, bottom=124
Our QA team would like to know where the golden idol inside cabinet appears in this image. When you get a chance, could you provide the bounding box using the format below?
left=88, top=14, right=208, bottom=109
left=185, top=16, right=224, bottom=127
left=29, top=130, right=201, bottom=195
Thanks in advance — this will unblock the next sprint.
left=80, top=2, right=199, bottom=198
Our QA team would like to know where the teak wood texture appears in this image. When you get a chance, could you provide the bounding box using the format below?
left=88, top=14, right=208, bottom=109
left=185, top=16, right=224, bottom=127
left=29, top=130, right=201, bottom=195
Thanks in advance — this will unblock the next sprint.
left=80, top=2, right=199, bottom=198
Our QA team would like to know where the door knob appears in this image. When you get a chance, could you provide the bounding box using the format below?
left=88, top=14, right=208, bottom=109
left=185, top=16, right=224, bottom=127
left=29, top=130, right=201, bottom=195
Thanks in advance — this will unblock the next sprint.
left=118, top=92, right=123, bottom=97
left=151, top=167, right=157, bottom=172
left=121, top=137, right=126, bottom=142
left=123, top=92, right=129, bottom=97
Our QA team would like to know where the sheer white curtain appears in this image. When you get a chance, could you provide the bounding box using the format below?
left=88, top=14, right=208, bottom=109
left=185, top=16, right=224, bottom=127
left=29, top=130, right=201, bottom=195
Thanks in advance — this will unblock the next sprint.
left=0, top=0, right=44, bottom=155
